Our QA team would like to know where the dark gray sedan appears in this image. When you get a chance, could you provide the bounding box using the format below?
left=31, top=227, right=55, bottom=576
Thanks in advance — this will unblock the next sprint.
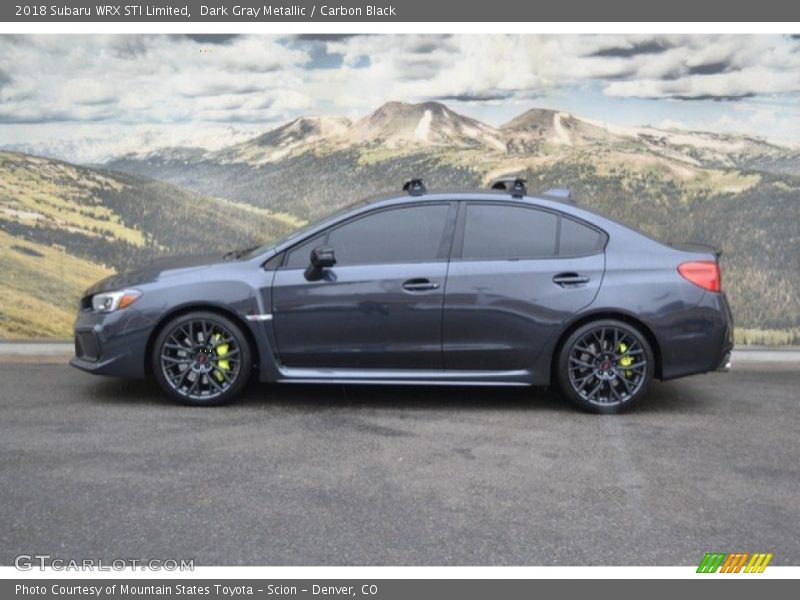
left=71, top=178, right=733, bottom=413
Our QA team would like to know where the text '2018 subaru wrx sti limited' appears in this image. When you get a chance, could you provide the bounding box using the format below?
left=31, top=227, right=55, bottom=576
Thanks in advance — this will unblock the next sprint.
left=71, top=178, right=733, bottom=413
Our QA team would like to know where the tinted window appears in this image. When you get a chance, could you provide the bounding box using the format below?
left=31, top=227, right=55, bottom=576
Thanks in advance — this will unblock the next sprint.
left=327, top=204, right=450, bottom=266
left=559, top=217, right=605, bottom=256
left=285, top=235, right=325, bottom=268
left=462, top=204, right=557, bottom=260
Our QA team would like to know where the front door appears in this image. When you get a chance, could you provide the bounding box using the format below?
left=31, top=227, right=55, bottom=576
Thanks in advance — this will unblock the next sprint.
left=272, top=203, right=455, bottom=369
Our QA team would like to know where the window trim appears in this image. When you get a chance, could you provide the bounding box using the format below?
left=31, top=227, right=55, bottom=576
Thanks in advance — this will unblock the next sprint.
left=451, top=201, right=607, bottom=262
left=280, top=202, right=457, bottom=269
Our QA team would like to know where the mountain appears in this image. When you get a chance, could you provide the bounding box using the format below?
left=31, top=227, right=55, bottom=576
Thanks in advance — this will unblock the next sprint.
left=129, top=102, right=509, bottom=166
left=0, top=151, right=302, bottom=337
left=212, top=116, right=352, bottom=165
left=2, top=125, right=261, bottom=165
left=502, top=108, right=624, bottom=151
left=105, top=101, right=800, bottom=216
left=108, top=101, right=800, bottom=176
left=348, top=101, right=506, bottom=151
left=630, top=128, right=800, bottom=176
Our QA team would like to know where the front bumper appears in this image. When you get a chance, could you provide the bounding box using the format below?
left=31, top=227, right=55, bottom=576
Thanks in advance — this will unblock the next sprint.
left=71, top=307, right=155, bottom=378
left=70, top=353, right=133, bottom=376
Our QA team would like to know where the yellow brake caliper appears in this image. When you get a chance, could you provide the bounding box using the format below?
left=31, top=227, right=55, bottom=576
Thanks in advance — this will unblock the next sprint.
left=211, top=333, right=230, bottom=382
left=618, top=342, right=633, bottom=377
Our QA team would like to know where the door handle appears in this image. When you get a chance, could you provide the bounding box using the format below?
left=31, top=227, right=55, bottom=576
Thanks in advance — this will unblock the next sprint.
left=402, top=278, right=440, bottom=292
left=553, top=272, right=590, bottom=287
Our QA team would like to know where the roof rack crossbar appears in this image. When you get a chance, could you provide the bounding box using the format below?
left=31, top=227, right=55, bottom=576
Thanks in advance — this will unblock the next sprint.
left=490, top=177, right=527, bottom=198
left=402, top=178, right=426, bottom=196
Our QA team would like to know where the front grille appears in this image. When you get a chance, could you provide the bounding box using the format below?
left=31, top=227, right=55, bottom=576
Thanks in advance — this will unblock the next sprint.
left=75, top=331, right=101, bottom=361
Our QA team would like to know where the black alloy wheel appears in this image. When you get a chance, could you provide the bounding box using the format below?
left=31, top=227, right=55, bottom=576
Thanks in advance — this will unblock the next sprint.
left=557, top=319, right=654, bottom=413
left=152, top=311, right=251, bottom=406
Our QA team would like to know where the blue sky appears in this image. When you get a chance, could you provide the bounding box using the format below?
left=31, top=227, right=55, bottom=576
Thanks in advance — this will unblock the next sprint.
left=1, top=34, right=798, bottom=162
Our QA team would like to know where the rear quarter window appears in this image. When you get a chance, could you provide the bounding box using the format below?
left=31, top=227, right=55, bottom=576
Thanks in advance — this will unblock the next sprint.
left=558, top=217, right=606, bottom=257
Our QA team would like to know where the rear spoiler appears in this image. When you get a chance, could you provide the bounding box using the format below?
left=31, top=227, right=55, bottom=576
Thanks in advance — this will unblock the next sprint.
left=489, top=180, right=574, bottom=203
left=542, top=188, right=572, bottom=201
left=667, top=241, right=722, bottom=259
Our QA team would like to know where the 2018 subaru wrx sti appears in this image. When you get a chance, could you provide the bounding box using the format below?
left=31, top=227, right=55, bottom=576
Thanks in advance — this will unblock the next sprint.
left=71, top=178, right=733, bottom=413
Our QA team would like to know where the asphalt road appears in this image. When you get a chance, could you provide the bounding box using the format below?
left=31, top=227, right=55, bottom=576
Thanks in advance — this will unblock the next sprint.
left=0, top=362, right=798, bottom=566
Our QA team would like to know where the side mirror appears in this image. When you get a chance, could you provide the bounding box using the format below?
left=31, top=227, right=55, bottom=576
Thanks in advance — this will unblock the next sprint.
left=305, top=246, right=336, bottom=281
left=310, top=245, right=336, bottom=269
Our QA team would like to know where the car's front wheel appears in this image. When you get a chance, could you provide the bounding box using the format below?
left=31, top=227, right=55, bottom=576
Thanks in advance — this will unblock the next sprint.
left=152, top=311, right=252, bottom=406
left=557, top=319, right=654, bottom=414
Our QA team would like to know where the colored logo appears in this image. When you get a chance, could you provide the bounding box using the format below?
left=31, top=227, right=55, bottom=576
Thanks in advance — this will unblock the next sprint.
left=697, top=552, right=773, bottom=573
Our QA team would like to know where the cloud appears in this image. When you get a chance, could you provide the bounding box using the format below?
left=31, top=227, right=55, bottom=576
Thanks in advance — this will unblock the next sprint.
left=0, top=35, right=309, bottom=125
left=575, top=36, right=800, bottom=100
left=710, top=102, right=800, bottom=144
left=322, top=34, right=800, bottom=104
left=590, top=39, right=671, bottom=57
left=0, top=34, right=798, bottom=145
left=686, top=61, right=731, bottom=76
left=182, top=34, right=240, bottom=45
left=604, top=66, right=800, bottom=101
left=435, top=92, right=516, bottom=102
left=674, top=93, right=756, bottom=101
left=294, top=34, right=358, bottom=42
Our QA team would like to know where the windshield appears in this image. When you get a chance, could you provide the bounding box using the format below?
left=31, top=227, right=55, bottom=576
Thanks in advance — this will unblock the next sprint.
left=236, top=197, right=372, bottom=259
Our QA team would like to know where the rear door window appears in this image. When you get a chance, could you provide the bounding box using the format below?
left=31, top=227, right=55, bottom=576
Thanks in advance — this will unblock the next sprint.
left=461, top=204, right=558, bottom=260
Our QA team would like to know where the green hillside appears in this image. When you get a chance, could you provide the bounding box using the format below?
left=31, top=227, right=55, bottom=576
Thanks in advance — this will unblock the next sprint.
left=1, top=230, right=114, bottom=338
left=0, top=151, right=300, bottom=337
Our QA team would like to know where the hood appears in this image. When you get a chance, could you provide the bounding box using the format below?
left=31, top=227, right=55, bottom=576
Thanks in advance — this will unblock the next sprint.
left=84, top=253, right=227, bottom=296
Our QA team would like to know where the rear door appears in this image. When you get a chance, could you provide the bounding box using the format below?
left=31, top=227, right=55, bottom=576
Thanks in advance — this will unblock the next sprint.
left=443, top=202, right=605, bottom=370
left=272, top=202, right=456, bottom=369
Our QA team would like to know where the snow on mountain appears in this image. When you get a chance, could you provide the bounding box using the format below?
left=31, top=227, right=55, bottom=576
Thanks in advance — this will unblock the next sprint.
left=348, top=101, right=507, bottom=151
left=19, top=100, right=789, bottom=173
left=211, top=116, right=352, bottom=165
left=501, top=108, right=627, bottom=151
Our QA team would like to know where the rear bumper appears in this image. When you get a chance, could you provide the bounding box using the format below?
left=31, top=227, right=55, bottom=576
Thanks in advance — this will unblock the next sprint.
left=659, top=291, right=733, bottom=380
left=716, top=350, right=732, bottom=372
left=716, top=291, right=735, bottom=372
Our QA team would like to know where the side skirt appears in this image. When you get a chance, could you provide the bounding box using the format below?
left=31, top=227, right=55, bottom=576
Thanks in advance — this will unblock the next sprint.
left=274, top=367, right=533, bottom=387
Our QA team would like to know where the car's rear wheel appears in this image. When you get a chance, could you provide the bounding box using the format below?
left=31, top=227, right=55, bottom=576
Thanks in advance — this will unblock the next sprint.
left=152, top=311, right=252, bottom=406
left=557, top=319, right=654, bottom=414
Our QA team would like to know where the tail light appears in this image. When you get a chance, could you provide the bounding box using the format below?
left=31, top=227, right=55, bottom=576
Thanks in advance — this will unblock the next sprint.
left=678, top=260, right=721, bottom=292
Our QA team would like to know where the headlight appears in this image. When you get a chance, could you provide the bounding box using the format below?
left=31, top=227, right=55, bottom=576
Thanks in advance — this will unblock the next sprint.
left=91, top=289, right=142, bottom=313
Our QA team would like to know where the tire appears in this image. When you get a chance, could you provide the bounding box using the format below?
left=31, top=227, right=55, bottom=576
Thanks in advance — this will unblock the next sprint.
left=556, top=319, right=654, bottom=414
left=151, top=311, right=252, bottom=406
